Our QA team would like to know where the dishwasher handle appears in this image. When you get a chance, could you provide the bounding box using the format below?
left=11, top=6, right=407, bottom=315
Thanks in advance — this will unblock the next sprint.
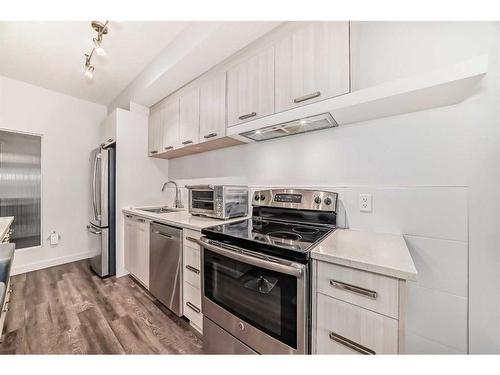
left=152, top=230, right=173, bottom=239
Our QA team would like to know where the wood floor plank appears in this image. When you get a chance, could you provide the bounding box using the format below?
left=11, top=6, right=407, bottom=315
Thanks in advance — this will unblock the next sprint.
left=0, top=260, right=203, bottom=354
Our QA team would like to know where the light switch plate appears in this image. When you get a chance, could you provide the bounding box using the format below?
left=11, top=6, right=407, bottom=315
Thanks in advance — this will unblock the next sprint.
left=50, top=232, right=59, bottom=245
left=359, top=194, right=373, bottom=212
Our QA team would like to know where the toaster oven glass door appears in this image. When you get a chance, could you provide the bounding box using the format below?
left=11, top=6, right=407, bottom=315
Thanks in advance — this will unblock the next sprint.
left=191, top=190, right=215, bottom=212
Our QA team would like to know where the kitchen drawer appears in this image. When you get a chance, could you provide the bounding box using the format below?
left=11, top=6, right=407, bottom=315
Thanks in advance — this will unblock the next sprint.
left=183, top=246, right=201, bottom=289
left=183, top=282, right=203, bottom=330
left=183, top=229, right=202, bottom=250
left=316, top=293, right=399, bottom=354
left=317, top=261, right=399, bottom=318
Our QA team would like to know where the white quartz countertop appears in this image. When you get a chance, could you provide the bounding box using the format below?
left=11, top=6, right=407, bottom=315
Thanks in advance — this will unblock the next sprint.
left=311, top=229, right=417, bottom=281
left=0, top=216, right=14, bottom=241
left=122, top=207, right=248, bottom=231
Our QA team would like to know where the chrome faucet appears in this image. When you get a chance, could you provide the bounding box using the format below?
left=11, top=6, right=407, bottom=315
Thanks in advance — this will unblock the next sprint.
left=161, top=180, right=184, bottom=208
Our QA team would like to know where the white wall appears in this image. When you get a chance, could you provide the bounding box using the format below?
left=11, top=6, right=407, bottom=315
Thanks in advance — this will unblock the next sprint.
left=0, top=75, right=107, bottom=274
left=166, top=22, right=500, bottom=353
left=114, top=108, right=169, bottom=277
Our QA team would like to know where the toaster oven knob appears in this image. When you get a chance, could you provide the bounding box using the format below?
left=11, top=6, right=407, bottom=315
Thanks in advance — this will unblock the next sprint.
left=314, top=196, right=322, bottom=204
left=324, top=197, right=332, bottom=205
left=259, top=194, right=266, bottom=201
left=254, top=194, right=260, bottom=201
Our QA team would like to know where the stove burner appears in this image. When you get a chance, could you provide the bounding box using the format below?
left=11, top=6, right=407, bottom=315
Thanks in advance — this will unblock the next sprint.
left=271, top=241, right=302, bottom=251
left=267, top=231, right=302, bottom=241
left=292, top=226, right=320, bottom=235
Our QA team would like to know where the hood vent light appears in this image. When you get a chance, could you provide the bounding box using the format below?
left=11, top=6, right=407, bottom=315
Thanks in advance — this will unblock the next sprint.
left=240, top=113, right=338, bottom=142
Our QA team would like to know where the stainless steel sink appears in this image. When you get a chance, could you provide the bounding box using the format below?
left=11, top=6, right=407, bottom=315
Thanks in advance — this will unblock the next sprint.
left=135, top=206, right=183, bottom=214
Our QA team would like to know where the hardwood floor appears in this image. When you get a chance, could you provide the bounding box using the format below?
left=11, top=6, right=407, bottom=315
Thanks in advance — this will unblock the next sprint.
left=0, top=260, right=203, bottom=354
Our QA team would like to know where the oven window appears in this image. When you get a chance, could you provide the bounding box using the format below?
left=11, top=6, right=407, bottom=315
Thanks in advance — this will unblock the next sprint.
left=204, top=249, right=298, bottom=349
left=191, top=190, right=214, bottom=210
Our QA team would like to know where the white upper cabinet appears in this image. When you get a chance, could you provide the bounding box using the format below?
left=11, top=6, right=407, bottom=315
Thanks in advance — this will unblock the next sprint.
left=199, top=73, right=226, bottom=141
left=162, top=97, right=180, bottom=151
left=227, top=47, right=275, bottom=127
left=179, top=88, right=200, bottom=147
left=148, top=107, right=163, bottom=156
left=275, top=22, right=350, bottom=112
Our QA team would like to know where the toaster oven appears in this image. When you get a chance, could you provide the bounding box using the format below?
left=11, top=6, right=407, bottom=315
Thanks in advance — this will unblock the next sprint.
left=186, top=185, right=249, bottom=219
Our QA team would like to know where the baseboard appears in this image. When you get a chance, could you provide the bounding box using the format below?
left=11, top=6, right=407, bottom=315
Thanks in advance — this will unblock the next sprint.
left=11, top=251, right=94, bottom=276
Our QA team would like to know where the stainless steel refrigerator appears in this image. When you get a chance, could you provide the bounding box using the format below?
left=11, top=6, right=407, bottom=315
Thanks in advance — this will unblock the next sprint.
left=87, top=145, right=116, bottom=277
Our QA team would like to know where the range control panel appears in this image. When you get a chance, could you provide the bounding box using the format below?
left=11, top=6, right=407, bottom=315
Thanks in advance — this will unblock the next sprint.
left=253, top=189, right=338, bottom=212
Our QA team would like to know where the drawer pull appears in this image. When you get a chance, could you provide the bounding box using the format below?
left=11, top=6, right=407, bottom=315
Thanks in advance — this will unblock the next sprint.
left=2, top=301, right=9, bottom=313
left=185, top=265, right=200, bottom=274
left=164, top=146, right=174, bottom=150
left=238, top=112, right=257, bottom=120
left=329, top=331, right=375, bottom=355
left=186, top=236, right=199, bottom=244
left=137, top=218, right=146, bottom=223
left=186, top=301, right=201, bottom=314
left=125, top=214, right=132, bottom=218
left=182, top=140, right=193, bottom=145
left=294, top=91, right=321, bottom=103
left=150, top=150, right=158, bottom=154
left=204, top=133, right=217, bottom=139
left=330, top=279, right=377, bottom=299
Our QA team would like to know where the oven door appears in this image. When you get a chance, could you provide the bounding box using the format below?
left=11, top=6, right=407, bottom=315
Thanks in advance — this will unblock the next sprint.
left=189, top=188, right=216, bottom=216
left=197, top=237, right=308, bottom=354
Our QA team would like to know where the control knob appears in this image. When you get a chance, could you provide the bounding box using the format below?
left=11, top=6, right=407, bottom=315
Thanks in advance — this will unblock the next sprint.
left=254, top=194, right=260, bottom=201
left=314, top=196, right=322, bottom=204
left=260, top=194, right=266, bottom=201
left=324, top=197, right=332, bottom=205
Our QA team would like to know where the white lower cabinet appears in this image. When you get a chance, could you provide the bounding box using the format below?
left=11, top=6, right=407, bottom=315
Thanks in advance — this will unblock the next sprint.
left=313, top=259, right=406, bottom=354
left=182, top=228, right=203, bottom=333
left=124, top=214, right=150, bottom=289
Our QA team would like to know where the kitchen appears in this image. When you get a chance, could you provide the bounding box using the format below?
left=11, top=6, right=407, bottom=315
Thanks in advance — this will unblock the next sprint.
left=1, top=1, right=500, bottom=371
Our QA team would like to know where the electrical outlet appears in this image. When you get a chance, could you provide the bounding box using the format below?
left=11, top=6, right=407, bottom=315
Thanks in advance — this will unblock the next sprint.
left=359, top=194, right=373, bottom=212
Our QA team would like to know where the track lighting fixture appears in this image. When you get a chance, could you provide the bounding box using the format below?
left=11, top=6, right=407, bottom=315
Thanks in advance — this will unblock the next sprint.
left=83, top=21, right=109, bottom=80
left=84, top=52, right=95, bottom=79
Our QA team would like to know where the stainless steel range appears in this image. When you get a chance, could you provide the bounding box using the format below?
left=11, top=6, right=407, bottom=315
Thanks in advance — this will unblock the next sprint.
left=193, top=189, right=338, bottom=354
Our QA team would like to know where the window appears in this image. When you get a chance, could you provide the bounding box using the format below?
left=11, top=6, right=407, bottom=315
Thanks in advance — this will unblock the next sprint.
left=0, top=130, right=42, bottom=249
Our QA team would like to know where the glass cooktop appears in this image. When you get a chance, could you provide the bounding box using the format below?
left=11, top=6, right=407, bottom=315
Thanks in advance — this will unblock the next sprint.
left=202, top=217, right=333, bottom=262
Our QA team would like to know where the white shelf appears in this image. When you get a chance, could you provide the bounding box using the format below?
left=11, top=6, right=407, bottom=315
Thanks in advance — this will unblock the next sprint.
left=228, top=55, right=488, bottom=140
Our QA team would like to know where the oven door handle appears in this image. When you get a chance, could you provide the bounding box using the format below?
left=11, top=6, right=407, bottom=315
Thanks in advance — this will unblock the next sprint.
left=194, top=237, right=305, bottom=278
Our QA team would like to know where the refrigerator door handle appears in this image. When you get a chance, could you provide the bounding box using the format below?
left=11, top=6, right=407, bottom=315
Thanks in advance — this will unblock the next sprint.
left=92, top=152, right=99, bottom=221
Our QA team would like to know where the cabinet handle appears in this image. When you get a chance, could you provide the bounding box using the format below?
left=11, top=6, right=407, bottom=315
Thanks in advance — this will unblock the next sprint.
left=164, top=146, right=174, bottom=150
left=204, top=133, right=217, bottom=139
left=107, top=138, right=114, bottom=143
left=238, top=112, right=257, bottom=120
left=137, top=218, right=146, bottom=223
left=330, top=279, right=377, bottom=299
left=125, top=215, right=132, bottom=218
left=329, top=331, right=375, bottom=355
left=186, top=236, right=199, bottom=244
left=3, top=301, right=9, bottom=313
left=182, top=140, right=193, bottom=145
left=150, top=150, right=158, bottom=154
left=294, top=91, right=321, bottom=103
left=186, top=301, right=201, bottom=314
left=185, top=265, right=200, bottom=274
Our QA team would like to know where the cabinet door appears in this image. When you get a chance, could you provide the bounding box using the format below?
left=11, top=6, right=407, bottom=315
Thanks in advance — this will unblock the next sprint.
left=275, top=22, right=350, bottom=112
left=199, top=73, right=226, bottom=141
left=179, top=88, right=200, bottom=147
left=124, top=214, right=138, bottom=276
left=135, top=217, right=150, bottom=289
left=162, top=97, right=180, bottom=151
left=227, top=47, right=275, bottom=127
left=148, top=108, right=162, bottom=156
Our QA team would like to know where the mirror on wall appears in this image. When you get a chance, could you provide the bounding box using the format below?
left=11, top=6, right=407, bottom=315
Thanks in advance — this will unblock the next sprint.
left=0, top=129, right=42, bottom=249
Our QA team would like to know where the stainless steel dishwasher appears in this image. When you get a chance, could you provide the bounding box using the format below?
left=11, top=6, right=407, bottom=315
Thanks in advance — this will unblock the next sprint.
left=150, top=222, right=182, bottom=316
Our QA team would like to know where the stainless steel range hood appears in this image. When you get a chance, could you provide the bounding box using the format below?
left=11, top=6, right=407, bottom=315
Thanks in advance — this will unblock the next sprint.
left=239, top=113, right=338, bottom=142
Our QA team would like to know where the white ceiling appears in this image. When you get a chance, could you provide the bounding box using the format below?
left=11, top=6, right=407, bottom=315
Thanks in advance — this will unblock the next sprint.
left=0, top=21, right=192, bottom=105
